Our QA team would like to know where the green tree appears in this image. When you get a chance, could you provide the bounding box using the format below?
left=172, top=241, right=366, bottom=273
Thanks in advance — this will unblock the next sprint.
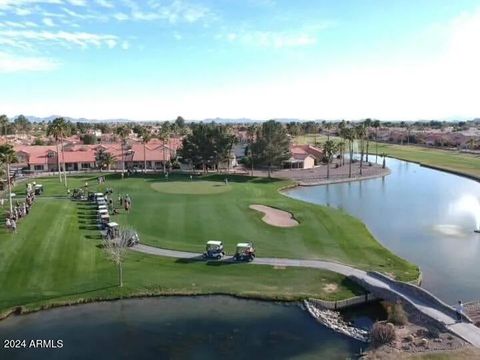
left=47, top=118, right=69, bottom=185
left=96, top=149, right=116, bottom=170
left=323, top=139, right=338, bottom=179
left=0, top=144, right=18, bottom=214
left=180, top=123, right=215, bottom=173
left=115, top=125, right=130, bottom=176
left=14, top=115, right=31, bottom=136
left=81, top=134, right=97, bottom=145
left=251, top=120, right=290, bottom=178
left=0, top=115, right=9, bottom=136
left=212, top=126, right=236, bottom=173
left=140, top=129, right=154, bottom=173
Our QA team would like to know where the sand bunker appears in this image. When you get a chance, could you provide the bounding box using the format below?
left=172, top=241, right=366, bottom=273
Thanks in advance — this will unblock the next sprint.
left=250, top=204, right=299, bottom=227
left=323, top=283, right=338, bottom=293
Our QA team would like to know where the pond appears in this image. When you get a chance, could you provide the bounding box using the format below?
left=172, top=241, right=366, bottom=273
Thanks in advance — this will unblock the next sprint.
left=0, top=296, right=364, bottom=360
left=286, top=157, right=480, bottom=304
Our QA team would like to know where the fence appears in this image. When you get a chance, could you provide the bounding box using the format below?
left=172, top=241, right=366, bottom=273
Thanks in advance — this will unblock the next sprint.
left=309, top=292, right=377, bottom=310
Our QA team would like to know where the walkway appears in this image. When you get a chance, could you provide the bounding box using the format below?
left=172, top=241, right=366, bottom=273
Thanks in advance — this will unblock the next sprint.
left=132, top=244, right=480, bottom=347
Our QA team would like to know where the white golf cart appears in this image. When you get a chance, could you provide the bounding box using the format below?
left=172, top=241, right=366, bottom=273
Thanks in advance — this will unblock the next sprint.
left=233, top=242, right=256, bottom=262
left=203, top=240, right=225, bottom=260
left=103, top=222, right=139, bottom=247
left=104, top=222, right=119, bottom=240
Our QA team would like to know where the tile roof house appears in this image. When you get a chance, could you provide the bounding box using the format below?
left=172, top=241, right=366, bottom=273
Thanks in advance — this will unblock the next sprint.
left=284, top=144, right=324, bottom=169
left=15, top=140, right=179, bottom=172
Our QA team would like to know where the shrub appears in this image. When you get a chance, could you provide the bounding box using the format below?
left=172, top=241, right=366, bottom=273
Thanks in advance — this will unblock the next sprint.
left=387, top=301, right=408, bottom=325
left=371, top=321, right=396, bottom=347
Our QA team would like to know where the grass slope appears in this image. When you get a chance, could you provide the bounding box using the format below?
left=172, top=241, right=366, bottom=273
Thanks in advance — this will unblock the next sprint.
left=373, top=143, right=480, bottom=179
left=0, top=173, right=417, bottom=314
left=294, top=134, right=480, bottom=180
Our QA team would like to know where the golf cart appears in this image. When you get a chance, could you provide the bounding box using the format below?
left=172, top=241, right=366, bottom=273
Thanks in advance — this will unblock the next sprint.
left=34, top=184, right=44, bottom=195
left=233, top=242, right=255, bottom=262
left=103, top=222, right=139, bottom=247
left=203, top=240, right=225, bottom=260
left=104, top=222, right=119, bottom=240
left=99, top=214, right=110, bottom=227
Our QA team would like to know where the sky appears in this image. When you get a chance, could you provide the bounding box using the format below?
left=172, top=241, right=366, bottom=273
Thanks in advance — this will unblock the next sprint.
left=0, top=0, right=479, bottom=121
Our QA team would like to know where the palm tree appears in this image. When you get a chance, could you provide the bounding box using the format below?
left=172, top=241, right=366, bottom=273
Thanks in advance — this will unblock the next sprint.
left=0, top=144, right=18, bottom=214
left=246, top=124, right=257, bottom=176
left=323, top=140, right=338, bottom=179
left=343, top=128, right=356, bottom=178
left=363, top=118, right=372, bottom=162
left=157, top=125, right=170, bottom=173
left=337, top=141, right=345, bottom=166
left=355, top=124, right=366, bottom=175
left=140, top=129, right=153, bottom=173
left=47, top=118, right=68, bottom=185
left=466, top=138, right=476, bottom=151
left=115, top=125, right=130, bottom=177
left=381, top=152, right=387, bottom=169
left=372, top=120, right=381, bottom=163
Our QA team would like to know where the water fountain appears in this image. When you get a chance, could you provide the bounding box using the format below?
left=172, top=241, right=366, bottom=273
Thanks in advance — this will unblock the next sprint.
left=453, top=195, right=480, bottom=233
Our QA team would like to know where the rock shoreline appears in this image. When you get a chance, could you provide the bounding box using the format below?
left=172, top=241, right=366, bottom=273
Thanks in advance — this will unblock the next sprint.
left=304, top=300, right=369, bottom=342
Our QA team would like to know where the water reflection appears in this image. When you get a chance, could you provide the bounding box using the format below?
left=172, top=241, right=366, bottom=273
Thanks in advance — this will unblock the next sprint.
left=0, top=297, right=362, bottom=360
left=286, top=158, right=480, bottom=303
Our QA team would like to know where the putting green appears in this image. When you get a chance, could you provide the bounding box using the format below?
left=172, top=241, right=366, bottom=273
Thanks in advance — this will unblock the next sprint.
left=151, top=180, right=232, bottom=195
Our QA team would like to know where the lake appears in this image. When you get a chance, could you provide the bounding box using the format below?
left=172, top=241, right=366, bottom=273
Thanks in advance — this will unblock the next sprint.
left=286, top=157, right=480, bottom=304
left=0, top=296, right=364, bottom=360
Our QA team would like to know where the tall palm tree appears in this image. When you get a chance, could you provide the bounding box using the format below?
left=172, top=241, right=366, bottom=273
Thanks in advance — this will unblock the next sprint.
left=381, top=152, right=387, bottom=169
left=47, top=118, right=68, bottom=185
left=115, top=125, right=130, bottom=177
left=343, top=128, right=356, bottom=178
left=246, top=124, right=257, bottom=176
left=363, top=118, right=372, bottom=162
left=338, top=120, right=347, bottom=166
left=372, top=120, right=381, bottom=163
left=355, top=124, right=366, bottom=175
left=0, top=144, right=18, bottom=214
left=323, top=140, right=338, bottom=179
left=157, top=125, right=170, bottom=173
left=140, top=129, right=153, bottom=173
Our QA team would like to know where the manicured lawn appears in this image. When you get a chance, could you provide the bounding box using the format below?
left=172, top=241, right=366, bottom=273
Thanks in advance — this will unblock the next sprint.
left=0, top=173, right=418, bottom=314
left=373, top=143, right=480, bottom=179
left=294, top=133, right=480, bottom=180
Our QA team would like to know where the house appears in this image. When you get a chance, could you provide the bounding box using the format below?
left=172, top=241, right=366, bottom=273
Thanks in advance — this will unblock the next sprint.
left=14, top=140, right=180, bottom=172
left=284, top=144, right=323, bottom=169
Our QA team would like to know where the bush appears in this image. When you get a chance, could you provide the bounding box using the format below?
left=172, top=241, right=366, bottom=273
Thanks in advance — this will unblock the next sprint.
left=387, top=301, right=408, bottom=325
left=371, top=322, right=396, bottom=347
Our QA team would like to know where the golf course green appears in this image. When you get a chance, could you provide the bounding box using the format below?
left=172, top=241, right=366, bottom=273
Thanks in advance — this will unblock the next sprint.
left=0, top=173, right=418, bottom=316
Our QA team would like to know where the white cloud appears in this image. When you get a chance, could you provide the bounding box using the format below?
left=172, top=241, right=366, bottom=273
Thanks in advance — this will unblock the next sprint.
left=42, top=17, right=55, bottom=26
left=0, top=29, right=119, bottom=49
left=121, top=40, right=129, bottom=50
left=66, top=0, right=86, bottom=6
left=0, top=51, right=59, bottom=72
left=95, top=0, right=113, bottom=8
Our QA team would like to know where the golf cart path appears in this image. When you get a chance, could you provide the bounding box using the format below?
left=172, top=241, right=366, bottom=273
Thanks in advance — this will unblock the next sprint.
left=132, top=244, right=480, bottom=347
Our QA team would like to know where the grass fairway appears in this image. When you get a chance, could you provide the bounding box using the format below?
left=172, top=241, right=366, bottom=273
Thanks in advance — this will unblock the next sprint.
left=373, top=143, right=480, bottom=179
left=0, top=173, right=417, bottom=315
left=151, top=180, right=232, bottom=194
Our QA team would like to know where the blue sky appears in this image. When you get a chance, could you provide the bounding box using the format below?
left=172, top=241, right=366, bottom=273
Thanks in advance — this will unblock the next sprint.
left=0, top=0, right=479, bottom=120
